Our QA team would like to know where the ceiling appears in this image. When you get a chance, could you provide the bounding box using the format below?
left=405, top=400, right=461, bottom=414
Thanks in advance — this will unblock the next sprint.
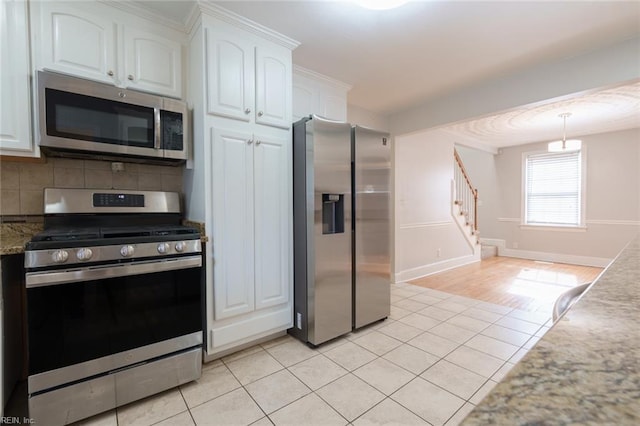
left=136, top=0, right=640, bottom=148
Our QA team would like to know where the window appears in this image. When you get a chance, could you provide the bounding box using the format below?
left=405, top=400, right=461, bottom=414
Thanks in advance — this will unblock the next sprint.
left=524, top=150, right=583, bottom=227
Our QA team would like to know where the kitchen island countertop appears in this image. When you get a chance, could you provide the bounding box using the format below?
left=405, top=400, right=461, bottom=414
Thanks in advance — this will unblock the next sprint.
left=462, top=235, right=640, bottom=425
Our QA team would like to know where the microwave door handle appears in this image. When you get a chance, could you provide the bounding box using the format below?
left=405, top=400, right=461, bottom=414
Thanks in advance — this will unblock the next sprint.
left=154, top=108, right=161, bottom=150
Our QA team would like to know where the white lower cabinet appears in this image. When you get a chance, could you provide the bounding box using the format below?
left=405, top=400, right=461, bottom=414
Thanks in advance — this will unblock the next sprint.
left=207, top=127, right=292, bottom=352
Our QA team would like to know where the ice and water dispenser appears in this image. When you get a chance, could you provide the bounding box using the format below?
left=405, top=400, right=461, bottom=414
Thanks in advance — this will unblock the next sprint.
left=322, top=194, right=345, bottom=234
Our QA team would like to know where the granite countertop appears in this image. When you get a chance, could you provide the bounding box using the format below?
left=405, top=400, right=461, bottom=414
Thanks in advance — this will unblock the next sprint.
left=0, top=222, right=43, bottom=256
left=463, top=235, right=640, bottom=425
left=183, top=220, right=209, bottom=243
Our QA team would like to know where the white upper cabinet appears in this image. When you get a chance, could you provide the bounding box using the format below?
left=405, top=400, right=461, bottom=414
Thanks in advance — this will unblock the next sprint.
left=122, top=27, right=183, bottom=98
left=206, top=27, right=254, bottom=122
left=33, top=1, right=183, bottom=98
left=206, top=25, right=291, bottom=129
left=0, top=0, right=34, bottom=156
left=255, top=46, right=291, bottom=128
left=292, top=66, right=351, bottom=122
left=36, top=3, right=116, bottom=84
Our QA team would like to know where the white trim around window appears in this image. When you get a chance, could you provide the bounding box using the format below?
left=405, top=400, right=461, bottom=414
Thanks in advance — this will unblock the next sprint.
left=521, top=147, right=587, bottom=228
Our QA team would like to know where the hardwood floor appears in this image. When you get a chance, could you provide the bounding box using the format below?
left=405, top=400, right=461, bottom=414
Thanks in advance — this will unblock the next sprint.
left=408, top=256, right=603, bottom=313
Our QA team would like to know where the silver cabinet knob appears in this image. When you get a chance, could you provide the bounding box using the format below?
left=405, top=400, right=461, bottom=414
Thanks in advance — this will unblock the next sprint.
left=120, top=245, right=135, bottom=257
left=51, top=249, right=69, bottom=263
left=157, top=243, right=170, bottom=254
left=244, top=108, right=251, bottom=114
left=76, top=248, right=93, bottom=261
left=127, top=74, right=134, bottom=81
left=175, top=242, right=185, bottom=252
left=247, top=139, right=254, bottom=145
left=257, top=111, right=264, bottom=117
left=107, top=70, right=114, bottom=77
left=255, top=140, right=261, bottom=145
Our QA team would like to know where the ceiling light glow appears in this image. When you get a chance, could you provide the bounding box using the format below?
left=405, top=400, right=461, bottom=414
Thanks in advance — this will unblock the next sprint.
left=353, top=0, right=409, bottom=10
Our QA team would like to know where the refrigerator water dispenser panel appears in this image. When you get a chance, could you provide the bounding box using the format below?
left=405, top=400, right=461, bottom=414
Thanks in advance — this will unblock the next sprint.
left=322, top=194, right=345, bottom=234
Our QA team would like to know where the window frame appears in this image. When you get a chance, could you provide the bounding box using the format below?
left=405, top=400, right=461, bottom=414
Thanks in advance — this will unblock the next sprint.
left=520, top=147, right=587, bottom=230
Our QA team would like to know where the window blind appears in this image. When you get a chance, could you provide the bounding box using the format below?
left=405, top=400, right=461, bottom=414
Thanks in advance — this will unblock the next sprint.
left=525, top=151, right=581, bottom=226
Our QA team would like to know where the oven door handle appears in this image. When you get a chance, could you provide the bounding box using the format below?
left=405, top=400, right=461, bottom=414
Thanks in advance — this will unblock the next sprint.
left=25, top=256, right=202, bottom=288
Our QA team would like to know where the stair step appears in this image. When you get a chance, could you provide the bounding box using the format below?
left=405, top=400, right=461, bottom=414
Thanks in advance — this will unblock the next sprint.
left=481, top=244, right=498, bottom=259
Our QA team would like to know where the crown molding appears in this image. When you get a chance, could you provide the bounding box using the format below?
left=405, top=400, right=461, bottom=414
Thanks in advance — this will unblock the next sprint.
left=100, top=0, right=187, bottom=33
left=293, top=65, right=353, bottom=92
left=195, top=1, right=300, bottom=50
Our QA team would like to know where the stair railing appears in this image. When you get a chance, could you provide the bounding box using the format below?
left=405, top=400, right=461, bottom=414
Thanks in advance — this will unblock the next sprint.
left=453, top=149, right=479, bottom=235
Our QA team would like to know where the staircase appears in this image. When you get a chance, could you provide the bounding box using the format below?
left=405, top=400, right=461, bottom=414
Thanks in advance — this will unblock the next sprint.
left=453, top=149, right=480, bottom=250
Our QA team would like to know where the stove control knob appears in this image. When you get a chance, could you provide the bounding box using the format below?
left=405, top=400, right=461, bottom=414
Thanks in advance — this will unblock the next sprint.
left=76, top=248, right=93, bottom=261
left=157, top=243, right=170, bottom=254
left=51, top=250, right=69, bottom=264
left=175, top=242, right=185, bottom=252
left=120, top=245, right=135, bottom=257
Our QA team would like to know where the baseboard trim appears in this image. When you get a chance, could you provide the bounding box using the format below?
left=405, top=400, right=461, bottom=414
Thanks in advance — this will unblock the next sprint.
left=499, top=248, right=611, bottom=268
left=394, top=254, right=480, bottom=283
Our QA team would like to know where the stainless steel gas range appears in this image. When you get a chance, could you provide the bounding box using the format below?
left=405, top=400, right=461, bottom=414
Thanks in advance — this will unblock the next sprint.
left=24, top=188, right=203, bottom=425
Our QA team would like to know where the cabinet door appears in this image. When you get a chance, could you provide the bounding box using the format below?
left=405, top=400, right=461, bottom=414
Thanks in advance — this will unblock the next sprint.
left=37, top=2, right=116, bottom=83
left=254, top=133, right=291, bottom=310
left=211, top=128, right=255, bottom=320
left=0, top=0, right=33, bottom=155
left=205, top=28, right=254, bottom=122
left=292, top=84, right=314, bottom=123
left=255, top=46, right=291, bottom=129
left=123, top=27, right=182, bottom=98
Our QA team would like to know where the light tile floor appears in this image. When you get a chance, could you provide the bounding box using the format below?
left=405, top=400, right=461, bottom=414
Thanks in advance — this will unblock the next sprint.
left=75, top=282, right=553, bottom=426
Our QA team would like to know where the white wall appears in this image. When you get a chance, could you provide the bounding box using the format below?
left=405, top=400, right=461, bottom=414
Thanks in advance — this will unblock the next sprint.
left=459, top=128, right=640, bottom=266
left=348, top=104, right=389, bottom=132
left=394, top=129, right=476, bottom=282
left=456, top=145, right=501, bottom=239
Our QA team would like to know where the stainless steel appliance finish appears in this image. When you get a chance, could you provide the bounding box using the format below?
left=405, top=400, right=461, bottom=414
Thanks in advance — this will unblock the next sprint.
left=38, top=71, right=188, bottom=164
left=42, top=188, right=181, bottom=214
left=352, top=126, right=391, bottom=328
left=28, top=346, right=201, bottom=426
left=24, top=189, right=203, bottom=425
left=291, top=115, right=353, bottom=346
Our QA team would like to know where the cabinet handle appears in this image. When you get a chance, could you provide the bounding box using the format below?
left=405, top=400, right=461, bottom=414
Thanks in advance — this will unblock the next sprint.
left=255, top=140, right=261, bottom=146
left=257, top=111, right=264, bottom=117
left=247, top=139, right=253, bottom=145
left=128, top=74, right=134, bottom=81
left=107, top=70, right=114, bottom=76
left=244, top=108, right=251, bottom=114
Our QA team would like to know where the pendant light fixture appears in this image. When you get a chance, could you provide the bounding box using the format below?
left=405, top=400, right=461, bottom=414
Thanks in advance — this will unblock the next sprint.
left=548, top=113, right=582, bottom=152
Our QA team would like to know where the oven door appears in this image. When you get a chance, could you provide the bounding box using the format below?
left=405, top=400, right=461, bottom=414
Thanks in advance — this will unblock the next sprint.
left=25, top=256, right=202, bottom=391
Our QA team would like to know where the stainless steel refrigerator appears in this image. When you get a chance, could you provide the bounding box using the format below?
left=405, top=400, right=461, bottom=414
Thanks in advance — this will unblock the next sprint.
left=290, top=116, right=390, bottom=346
left=352, top=125, right=391, bottom=329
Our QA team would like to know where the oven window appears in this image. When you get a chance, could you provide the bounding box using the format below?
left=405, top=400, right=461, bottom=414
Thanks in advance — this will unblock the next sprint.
left=45, top=88, right=155, bottom=148
left=27, top=267, right=201, bottom=375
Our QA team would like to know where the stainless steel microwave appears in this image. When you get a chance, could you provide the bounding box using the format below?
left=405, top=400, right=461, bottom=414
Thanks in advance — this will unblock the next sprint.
left=38, top=71, right=188, bottom=164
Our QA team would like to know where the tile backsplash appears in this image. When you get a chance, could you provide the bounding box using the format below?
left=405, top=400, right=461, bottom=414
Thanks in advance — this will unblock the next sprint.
left=0, top=157, right=184, bottom=215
